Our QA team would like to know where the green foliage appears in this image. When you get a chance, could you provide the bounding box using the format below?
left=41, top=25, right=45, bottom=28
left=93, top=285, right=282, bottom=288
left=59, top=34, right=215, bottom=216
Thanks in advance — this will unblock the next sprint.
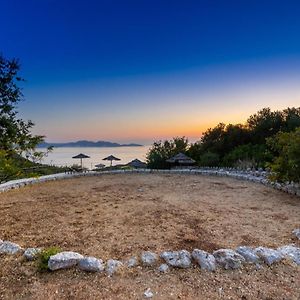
left=198, top=151, right=220, bottom=167
left=146, top=137, right=189, bottom=169
left=0, top=54, right=55, bottom=182
left=0, top=55, right=44, bottom=153
left=223, top=144, right=272, bottom=168
left=190, top=107, right=300, bottom=168
left=266, top=127, right=300, bottom=182
left=38, top=247, right=61, bottom=271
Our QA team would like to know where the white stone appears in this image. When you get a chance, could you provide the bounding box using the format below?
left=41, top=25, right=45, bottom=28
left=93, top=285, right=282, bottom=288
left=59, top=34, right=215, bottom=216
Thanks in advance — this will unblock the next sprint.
left=144, top=288, right=154, bottom=298
left=254, top=247, right=283, bottom=265
left=106, top=259, right=123, bottom=276
left=213, top=249, right=245, bottom=269
left=48, top=251, right=83, bottom=270
left=192, top=249, right=216, bottom=271
left=0, top=241, right=21, bottom=254
left=78, top=257, right=105, bottom=272
left=292, top=229, right=300, bottom=240
left=236, top=246, right=260, bottom=263
left=126, top=257, right=138, bottom=268
left=161, top=250, right=191, bottom=268
left=158, top=263, right=169, bottom=273
left=141, top=251, right=158, bottom=266
left=278, top=245, right=300, bottom=265
left=24, top=248, right=41, bottom=261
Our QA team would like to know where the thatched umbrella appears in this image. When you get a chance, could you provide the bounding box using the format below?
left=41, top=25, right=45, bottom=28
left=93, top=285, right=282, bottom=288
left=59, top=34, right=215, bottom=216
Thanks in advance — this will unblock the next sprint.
left=166, top=153, right=195, bottom=166
left=72, top=153, right=90, bottom=169
left=103, top=155, right=121, bottom=167
left=127, top=158, right=147, bottom=169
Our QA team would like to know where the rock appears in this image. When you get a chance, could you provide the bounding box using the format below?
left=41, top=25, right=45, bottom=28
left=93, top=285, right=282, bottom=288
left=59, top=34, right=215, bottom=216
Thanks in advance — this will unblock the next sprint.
left=78, top=257, right=105, bottom=272
left=144, top=288, right=154, bottom=298
left=192, top=249, right=216, bottom=271
left=141, top=251, right=158, bottom=266
left=48, top=251, right=83, bottom=270
left=0, top=241, right=22, bottom=255
left=106, top=259, right=123, bottom=276
left=213, top=249, right=245, bottom=269
left=160, top=250, right=191, bottom=268
left=126, top=257, right=138, bottom=268
left=236, top=246, right=260, bottom=263
left=278, top=245, right=300, bottom=265
left=254, top=247, right=283, bottom=265
left=158, top=263, right=169, bottom=273
left=24, top=248, right=41, bottom=261
left=292, top=228, right=300, bottom=240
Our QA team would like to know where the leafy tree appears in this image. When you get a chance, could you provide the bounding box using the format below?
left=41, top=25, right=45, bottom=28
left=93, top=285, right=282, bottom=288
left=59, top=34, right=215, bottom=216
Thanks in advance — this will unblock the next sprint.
left=267, top=127, right=300, bottom=182
left=0, top=55, right=44, bottom=154
left=0, top=54, right=52, bottom=182
left=146, top=137, right=189, bottom=169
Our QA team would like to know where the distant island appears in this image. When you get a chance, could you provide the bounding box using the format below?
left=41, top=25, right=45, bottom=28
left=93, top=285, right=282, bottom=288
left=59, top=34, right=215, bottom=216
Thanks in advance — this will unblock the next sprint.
left=38, top=140, right=143, bottom=148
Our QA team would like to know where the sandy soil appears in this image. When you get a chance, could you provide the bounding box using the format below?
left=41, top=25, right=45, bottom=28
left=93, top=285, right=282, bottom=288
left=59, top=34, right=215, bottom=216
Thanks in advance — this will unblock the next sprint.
left=0, top=174, right=299, bottom=299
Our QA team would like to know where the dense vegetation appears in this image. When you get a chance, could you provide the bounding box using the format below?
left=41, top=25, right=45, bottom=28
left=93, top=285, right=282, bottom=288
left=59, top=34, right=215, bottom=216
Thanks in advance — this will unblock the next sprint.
left=146, top=107, right=300, bottom=182
left=0, top=55, right=61, bottom=183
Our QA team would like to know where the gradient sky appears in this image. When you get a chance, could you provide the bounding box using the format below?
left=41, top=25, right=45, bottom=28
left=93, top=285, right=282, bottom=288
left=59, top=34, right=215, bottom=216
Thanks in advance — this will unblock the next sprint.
left=1, top=0, right=300, bottom=144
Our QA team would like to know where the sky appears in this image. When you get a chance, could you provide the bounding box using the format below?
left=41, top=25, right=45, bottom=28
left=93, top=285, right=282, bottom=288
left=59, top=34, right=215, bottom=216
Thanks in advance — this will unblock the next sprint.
left=1, top=0, right=300, bottom=144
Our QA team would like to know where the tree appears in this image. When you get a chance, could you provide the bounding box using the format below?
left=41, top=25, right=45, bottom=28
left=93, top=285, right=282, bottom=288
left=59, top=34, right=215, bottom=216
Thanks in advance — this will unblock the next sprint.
left=146, top=137, right=189, bottom=169
left=0, top=55, right=44, bottom=154
left=0, top=54, right=51, bottom=182
left=266, top=127, right=300, bottom=183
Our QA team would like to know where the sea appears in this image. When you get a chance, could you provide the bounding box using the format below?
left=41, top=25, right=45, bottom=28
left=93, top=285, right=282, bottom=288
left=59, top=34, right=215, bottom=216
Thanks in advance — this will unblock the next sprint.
left=37, top=146, right=150, bottom=169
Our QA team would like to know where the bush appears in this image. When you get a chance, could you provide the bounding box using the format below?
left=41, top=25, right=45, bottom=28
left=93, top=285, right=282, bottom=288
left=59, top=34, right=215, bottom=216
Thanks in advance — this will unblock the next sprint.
left=199, top=151, right=220, bottom=167
left=267, top=127, right=300, bottom=182
left=38, top=247, right=61, bottom=271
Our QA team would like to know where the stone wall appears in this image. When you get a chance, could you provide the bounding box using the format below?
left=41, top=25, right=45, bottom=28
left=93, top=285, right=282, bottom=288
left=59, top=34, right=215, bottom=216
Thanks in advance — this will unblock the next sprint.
left=0, top=168, right=299, bottom=196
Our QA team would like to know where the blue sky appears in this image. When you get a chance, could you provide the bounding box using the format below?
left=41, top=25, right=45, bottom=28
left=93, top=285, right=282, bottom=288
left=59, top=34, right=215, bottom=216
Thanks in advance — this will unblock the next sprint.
left=1, top=0, right=300, bottom=143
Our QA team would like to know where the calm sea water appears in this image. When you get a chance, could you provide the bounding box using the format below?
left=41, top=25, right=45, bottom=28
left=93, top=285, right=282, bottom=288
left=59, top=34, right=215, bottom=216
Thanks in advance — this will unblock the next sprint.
left=37, top=146, right=150, bottom=169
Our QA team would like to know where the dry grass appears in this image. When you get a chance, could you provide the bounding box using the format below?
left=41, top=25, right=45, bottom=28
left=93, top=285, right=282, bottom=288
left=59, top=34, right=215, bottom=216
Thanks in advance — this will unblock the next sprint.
left=0, top=174, right=299, bottom=299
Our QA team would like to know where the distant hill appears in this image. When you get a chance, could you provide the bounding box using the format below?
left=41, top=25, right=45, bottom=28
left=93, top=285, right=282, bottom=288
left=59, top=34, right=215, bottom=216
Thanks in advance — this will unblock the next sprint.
left=38, top=140, right=143, bottom=148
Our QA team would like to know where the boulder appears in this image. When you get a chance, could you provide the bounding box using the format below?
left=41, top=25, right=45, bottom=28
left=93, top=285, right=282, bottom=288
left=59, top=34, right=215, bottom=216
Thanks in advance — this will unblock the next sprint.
left=278, top=245, right=300, bottom=265
left=236, top=246, right=260, bottom=263
left=141, top=251, right=158, bottom=266
left=126, top=257, right=138, bottom=268
left=106, top=259, right=123, bottom=276
left=160, top=250, right=191, bottom=268
left=292, top=229, right=300, bottom=240
left=0, top=241, right=22, bottom=255
left=158, top=263, right=169, bottom=273
left=213, top=249, right=245, bottom=269
left=24, top=248, right=41, bottom=261
left=192, top=249, right=216, bottom=271
left=254, top=247, right=283, bottom=265
left=48, top=251, right=83, bottom=270
left=78, top=257, right=105, bottom=272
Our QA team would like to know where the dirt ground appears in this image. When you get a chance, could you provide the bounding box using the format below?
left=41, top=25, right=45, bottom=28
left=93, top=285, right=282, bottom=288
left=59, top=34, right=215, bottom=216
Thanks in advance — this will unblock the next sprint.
left=0, top=174, right=299, bottom=299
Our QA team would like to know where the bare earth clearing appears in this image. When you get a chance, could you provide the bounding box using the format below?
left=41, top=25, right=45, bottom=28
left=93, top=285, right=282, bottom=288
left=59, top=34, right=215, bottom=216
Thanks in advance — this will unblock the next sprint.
left=0, top=174, right=299, bottom=299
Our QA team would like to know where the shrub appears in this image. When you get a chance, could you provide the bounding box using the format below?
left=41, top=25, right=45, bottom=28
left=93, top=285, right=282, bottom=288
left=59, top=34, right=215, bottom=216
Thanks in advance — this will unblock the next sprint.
left=266, top=127, right=300, bottom=182
left=199, top=151, right=220, bottom=167
left=38, top=247, right=61, bottom=271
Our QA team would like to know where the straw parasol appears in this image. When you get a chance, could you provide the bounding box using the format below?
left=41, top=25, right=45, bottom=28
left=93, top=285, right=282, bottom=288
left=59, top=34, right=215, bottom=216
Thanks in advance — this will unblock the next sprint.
left=127, top=158, right=147, bottom=169
left=166, top=153, right=195, bottom=166
left=72, top=153, right=90, bottom=169
left=103, top=155, right=121, bottom=166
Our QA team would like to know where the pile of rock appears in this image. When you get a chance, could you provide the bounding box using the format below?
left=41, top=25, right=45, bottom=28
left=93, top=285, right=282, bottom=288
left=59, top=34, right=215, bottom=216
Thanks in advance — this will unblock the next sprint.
left=1, top=229, right=299, bottom=275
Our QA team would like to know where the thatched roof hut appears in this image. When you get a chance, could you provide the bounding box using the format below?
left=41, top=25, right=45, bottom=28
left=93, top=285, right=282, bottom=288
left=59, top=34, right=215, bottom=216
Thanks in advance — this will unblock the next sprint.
left=166, top=153, right=195, bottom=166
left=127, top=158, right=147, bottom=169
